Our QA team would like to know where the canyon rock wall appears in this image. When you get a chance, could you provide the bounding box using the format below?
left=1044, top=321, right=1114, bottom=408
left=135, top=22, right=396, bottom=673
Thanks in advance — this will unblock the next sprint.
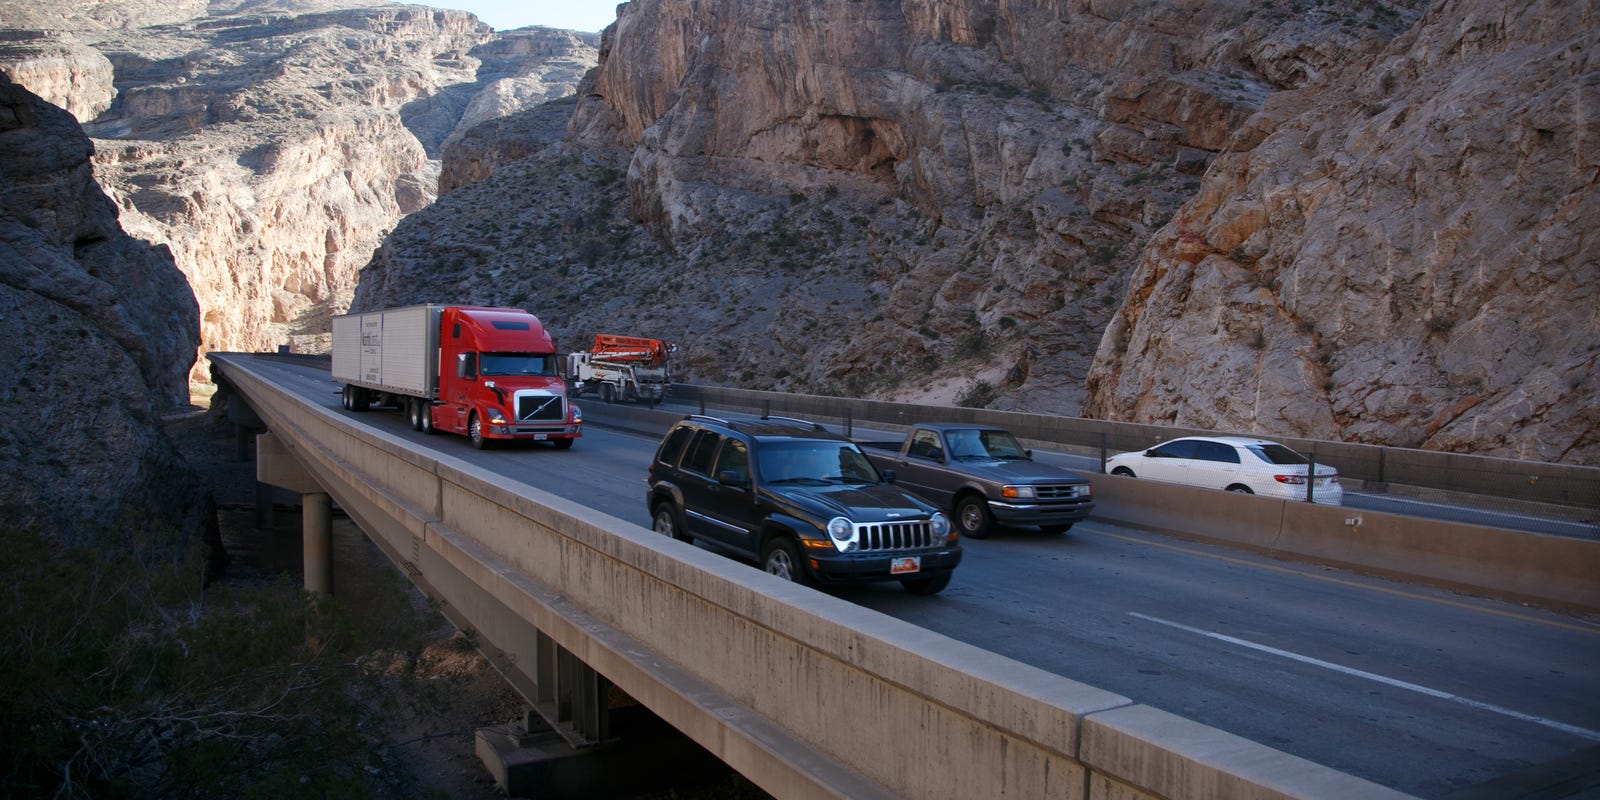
left=1, top=2, right=597, bottom=389
left=1083, top=0, right=1599, bottom=463
left=0, top=73, right=212, bottom=542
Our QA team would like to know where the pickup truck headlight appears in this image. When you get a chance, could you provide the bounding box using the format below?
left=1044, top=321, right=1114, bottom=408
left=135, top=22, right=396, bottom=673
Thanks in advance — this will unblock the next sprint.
left=1001, top=485, right=1036, bottom=499
left=930, top=512, right=951, bottom=538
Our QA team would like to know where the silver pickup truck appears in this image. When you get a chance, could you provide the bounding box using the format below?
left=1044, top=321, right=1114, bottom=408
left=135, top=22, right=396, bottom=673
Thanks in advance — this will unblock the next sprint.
left=859, top=423, right=1095, bottom=539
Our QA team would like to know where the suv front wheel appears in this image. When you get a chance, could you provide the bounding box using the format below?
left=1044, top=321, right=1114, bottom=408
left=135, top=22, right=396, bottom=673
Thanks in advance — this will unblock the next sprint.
left=761, top=539, right=810, bottom=586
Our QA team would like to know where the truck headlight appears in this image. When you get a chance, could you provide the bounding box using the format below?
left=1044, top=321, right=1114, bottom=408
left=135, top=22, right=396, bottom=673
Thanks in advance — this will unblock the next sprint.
left=570, top=404, right=582, bottom=422
left=930, top=512, right=951, bottom=538
left=486, top=408, right=508, bottom=425
left=1001, top=485, right=1036, bottom=499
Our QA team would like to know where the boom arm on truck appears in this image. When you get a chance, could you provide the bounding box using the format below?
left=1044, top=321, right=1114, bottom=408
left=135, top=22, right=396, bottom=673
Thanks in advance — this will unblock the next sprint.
left=567, top=334, right=675, bottom=404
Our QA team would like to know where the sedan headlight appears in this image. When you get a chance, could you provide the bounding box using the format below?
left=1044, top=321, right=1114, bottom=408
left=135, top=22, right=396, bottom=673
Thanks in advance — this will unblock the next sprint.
left=1001, top=485, right=1036, bottom=499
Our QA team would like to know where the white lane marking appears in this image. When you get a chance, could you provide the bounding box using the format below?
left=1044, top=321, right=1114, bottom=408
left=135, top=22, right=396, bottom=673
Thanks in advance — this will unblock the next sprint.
left=1129, top=612, right=1600, bottom=742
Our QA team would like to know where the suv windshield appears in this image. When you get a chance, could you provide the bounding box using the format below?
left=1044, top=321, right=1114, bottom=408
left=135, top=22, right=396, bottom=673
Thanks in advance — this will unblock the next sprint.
left=480, top=352, right=556, bottom=376
left=1246, top=443, right=1309, bottom=465
left=758, top=440, right=881, bottom=484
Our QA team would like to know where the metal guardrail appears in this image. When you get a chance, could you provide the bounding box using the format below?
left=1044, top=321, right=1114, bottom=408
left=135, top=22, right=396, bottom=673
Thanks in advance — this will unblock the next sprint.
left=668, top=384, right=1600, bottom=517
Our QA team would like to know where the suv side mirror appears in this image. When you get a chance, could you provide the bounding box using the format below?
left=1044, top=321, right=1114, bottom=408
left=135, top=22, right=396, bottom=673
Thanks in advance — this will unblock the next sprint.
left=717, top=470, right=748, bottom=489
left=881, top=469, right=896, bottom=484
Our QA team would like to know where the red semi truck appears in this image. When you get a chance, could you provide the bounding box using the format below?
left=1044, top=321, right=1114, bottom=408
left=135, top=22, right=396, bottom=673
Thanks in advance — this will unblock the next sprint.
left=331, top=304, right=582, bottom=449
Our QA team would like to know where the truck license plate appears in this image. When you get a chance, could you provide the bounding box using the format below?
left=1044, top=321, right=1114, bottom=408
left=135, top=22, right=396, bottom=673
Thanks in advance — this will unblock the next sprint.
left=890, top=556, right=920, bottom=575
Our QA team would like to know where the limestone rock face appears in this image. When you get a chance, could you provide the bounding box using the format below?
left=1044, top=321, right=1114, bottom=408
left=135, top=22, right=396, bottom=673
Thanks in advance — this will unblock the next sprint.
left=509, top=0, right=1418, bottom=416
left=0, top=73, right=210, bottom=542
left=0, top=30, right=115, bottom=122
left=1, top=2, right=596, bottom=389
left=1083, top=0, right=1599, bottom=463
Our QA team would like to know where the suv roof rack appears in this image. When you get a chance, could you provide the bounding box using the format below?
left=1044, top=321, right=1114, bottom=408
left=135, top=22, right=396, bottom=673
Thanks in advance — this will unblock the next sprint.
left=684, top=414, right=731, bottom=425
left=759, top=415, right=828, bottom=432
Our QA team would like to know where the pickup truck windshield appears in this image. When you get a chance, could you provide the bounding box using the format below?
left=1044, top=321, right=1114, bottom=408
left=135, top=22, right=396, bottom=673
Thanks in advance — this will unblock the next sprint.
left=480, top=353, right=557, bottom=376
left=759, top=441, right=882, bottom=484
left=946, top=429, right=1029, bottom=460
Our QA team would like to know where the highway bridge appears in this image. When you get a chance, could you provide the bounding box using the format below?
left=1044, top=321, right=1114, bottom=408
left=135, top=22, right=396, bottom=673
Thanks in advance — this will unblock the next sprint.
left=209, top=353, right=1600, bottom=800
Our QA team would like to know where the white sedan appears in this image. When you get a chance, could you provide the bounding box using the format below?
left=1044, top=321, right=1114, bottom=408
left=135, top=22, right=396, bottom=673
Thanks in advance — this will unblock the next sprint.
left=1105, top=436, right=1343, bottom=505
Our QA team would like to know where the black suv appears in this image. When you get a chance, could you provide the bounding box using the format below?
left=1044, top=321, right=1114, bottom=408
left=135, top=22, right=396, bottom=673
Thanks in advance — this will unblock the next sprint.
left=646, top=415, right=962, bottom=594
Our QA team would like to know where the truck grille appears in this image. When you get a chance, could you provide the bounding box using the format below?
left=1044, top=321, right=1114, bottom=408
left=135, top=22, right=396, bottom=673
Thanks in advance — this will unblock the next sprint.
left=516, top=393, right=565, bottom=422
left=1035, top=484, right=1090, bottom=500
left=855, top=520, right=935, bottom=551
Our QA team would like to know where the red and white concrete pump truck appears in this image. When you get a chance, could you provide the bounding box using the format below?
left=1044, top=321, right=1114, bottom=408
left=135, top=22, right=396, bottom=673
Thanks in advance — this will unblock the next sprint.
left=331, top=304, right=581, bottom=449
left=566, top=334, right=675, bottom=404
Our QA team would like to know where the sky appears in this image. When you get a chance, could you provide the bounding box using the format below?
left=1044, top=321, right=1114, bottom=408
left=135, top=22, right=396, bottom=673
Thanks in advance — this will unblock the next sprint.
left=407, top=0, right=620, bottom=32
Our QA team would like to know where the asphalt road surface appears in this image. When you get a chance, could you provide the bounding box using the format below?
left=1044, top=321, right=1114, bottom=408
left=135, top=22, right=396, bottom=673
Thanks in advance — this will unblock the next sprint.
left=247, top=358, right=1600, bottom=799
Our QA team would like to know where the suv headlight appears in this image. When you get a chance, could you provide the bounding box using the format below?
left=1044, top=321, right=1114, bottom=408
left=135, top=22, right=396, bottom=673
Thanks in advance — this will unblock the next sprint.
left=1001, top=485, right=1036, bottom=499
left=930, top=512, right=951, bottom=538
left=826, top=517, right=852, bottom=542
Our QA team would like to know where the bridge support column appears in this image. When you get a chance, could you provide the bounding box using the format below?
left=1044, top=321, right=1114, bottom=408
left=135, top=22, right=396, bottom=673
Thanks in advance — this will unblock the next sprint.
left=302, top=492, right=332, bottom=595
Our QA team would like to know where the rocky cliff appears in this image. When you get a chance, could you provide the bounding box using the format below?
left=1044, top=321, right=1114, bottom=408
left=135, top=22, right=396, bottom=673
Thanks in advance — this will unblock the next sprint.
left=1083, top=0, right=1599, bottom=463
left=0, top=73, right=212, bottom=542
left=0, top=2, right=597, bottom=389
left=362, top=0, right=1595, bottom=464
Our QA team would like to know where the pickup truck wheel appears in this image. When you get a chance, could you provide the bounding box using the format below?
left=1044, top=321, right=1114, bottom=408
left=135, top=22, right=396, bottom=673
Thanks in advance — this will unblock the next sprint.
left=761, top=539, right=810, bottom=585
left=900, top=573, right=951, bottom=595
left=955, top=495, right=994, bottom=539
left=1111, top=467, right=1135, bottom=478
left=469, top=414, right=490, bottom=450
left=651, top=504, right=691, bottom=542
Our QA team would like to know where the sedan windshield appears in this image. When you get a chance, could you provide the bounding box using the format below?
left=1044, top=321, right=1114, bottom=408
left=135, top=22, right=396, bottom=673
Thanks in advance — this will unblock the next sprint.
left=758, top=441, right=882, bottom=484
left=479, top=352, right=556, bottom=376
left=1246, top=443, right=1309, bottom=465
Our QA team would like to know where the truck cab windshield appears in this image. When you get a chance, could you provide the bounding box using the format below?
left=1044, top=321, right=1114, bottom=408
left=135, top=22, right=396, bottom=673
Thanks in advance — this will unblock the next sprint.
left=479, top=353, right=556, bottom=377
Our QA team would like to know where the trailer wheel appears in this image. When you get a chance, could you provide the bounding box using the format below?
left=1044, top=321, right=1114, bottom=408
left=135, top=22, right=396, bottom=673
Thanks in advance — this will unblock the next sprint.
left=340, top=385, right=352, bottom=410
left=418, top=403, right=434, bottom=435
left=406, top=398, right=422, bottom=430
left=468, top=414, right=490, bottom=449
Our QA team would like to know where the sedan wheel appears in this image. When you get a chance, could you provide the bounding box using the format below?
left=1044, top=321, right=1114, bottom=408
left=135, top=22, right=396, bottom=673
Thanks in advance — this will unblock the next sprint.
left=1227, top=484, right=1254, bottom=494
left=1111, top=467, right=1135, bottom=477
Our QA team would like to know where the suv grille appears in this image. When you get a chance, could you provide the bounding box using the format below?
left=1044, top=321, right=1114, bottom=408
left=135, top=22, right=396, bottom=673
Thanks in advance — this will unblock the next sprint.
left=517, top=393, right=565, bottom=422
left=855, top=520, right=936, bottom=551
left=1035, top=484, right=1090, bottom=500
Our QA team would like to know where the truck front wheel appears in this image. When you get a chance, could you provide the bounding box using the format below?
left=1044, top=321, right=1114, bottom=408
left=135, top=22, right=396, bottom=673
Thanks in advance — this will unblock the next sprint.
left=468, top=413, right=489, bottom=450
left=955, top=495, right=994, bottom=539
